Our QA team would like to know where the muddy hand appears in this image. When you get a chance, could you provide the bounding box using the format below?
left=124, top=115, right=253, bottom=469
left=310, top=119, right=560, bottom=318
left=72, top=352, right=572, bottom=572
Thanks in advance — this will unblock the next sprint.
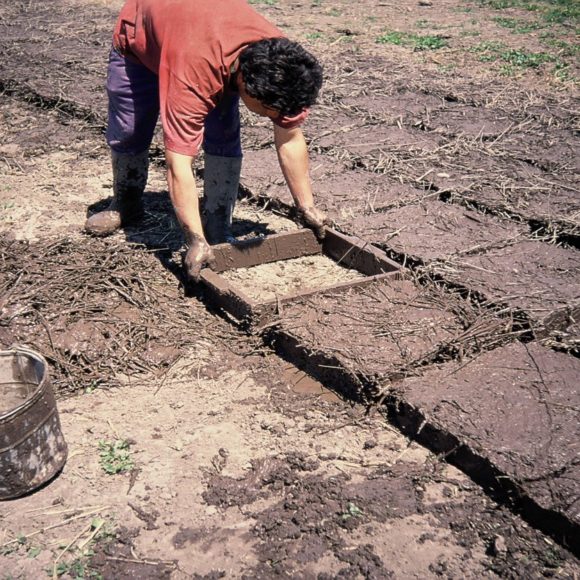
left=184, top=236, right=215, bottom=282
left=297, top=205, right=330, bottom=240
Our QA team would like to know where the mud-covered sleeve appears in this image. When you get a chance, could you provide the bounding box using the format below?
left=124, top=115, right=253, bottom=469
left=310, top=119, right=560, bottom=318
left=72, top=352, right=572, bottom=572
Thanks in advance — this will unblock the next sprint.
left=158, top=70, right=214, bottom=157
left=272, top=108, right=310, bottom=130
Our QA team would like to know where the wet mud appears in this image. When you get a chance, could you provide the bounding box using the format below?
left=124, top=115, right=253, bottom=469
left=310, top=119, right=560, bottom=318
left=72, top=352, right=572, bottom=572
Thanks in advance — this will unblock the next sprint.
left=398, top=341, right=580, bottom=536
left=0, top=0, right=579, bottom=573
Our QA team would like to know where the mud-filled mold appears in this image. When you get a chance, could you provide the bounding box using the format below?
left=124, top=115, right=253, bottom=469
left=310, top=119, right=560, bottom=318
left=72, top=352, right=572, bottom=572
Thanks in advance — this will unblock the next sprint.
left=200, top=229, right=402, bottom=329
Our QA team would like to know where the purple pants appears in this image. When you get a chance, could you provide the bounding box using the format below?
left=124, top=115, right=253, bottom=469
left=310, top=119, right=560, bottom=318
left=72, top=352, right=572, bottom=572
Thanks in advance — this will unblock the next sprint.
left=106, top=49, right=242, bottom=157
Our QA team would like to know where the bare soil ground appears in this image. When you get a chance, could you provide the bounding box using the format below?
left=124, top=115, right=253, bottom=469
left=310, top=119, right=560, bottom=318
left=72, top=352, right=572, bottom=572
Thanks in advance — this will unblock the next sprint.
left=0, top=0, right=579, bottom=577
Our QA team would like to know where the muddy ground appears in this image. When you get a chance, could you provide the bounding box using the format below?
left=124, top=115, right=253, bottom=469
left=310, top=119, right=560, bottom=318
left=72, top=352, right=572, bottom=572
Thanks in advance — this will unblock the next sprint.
left=0, top=0, right=579, bottom=577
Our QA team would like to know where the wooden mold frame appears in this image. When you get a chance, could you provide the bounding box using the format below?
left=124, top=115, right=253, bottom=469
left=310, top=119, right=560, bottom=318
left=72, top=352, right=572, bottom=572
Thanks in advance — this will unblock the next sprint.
left=200, top=228, right=403, bottom=329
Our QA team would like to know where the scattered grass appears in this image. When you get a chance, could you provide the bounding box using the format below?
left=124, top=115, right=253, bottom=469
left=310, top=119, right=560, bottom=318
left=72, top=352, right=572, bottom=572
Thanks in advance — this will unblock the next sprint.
left=493, top=16, right=544, bottom=32
left=248, top=0, right=278, bottom=5
left=553, top=61, right=576, bottom=82
left=472, top=0, right=578, bottom=23
left=469, top=40, right=506, bottom=61
left=540, top=32, right=580, bottom=56
left=469, top=40, right=572, bottom=80
left=376, top=30, right=448, bottom=50
left=98, top=440, right=133, bottom=475
left=501, top=47, right=554, bottom=67
left=470, top=41, right=554, bottom=67
left=341, top=502, right=364, bottom=521
left=306, top=32, right=324, bottom=41
left=473, top=0, right=540, bottom=11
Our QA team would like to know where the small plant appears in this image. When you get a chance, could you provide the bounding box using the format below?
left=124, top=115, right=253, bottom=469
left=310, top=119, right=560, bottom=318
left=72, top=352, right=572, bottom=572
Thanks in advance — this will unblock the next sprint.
left=306, top=32, right=323, bottom=41
left=500, top=48, right=553, bottom=67
left=475, top=0, right=540, bottom=11
left=415, top=35, right=448, bottom=50
left=98, top=439, right=134, bottom=475
left=249, top=0, right=278, bottom=5
left=493, top=16, right=543, bottom=32
left=540, top=33, right=579, bottom=56
left=469, top=40, right=505, bottom=62
left=553, top=61, right=575, bottom=82
left=470, top=41, right=554, bottom=69
left=376, top=30, right=448, bottom=50
left=341, top=502, right=364, bottom=521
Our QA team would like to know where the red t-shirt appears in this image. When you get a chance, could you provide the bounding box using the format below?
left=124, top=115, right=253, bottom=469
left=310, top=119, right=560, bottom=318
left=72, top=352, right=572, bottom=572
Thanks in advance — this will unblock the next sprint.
left=113, top=0, right=308, bottom=156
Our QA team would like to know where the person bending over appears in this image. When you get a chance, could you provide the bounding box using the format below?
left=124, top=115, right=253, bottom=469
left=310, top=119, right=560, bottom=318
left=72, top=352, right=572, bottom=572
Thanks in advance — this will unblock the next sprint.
left=85, top=0, right=327, bottom=281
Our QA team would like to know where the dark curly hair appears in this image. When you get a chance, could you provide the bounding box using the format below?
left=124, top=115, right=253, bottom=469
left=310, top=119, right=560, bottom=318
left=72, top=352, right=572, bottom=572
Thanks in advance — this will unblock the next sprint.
left=239, top=37, right=323, bottom=116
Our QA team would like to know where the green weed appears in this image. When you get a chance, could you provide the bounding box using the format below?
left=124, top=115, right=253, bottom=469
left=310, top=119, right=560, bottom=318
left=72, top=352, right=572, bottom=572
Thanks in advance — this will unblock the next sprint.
left=472, top=0, right=578, bottom=23
left=341, top=502, right=364, bottom=521
left=376, top=31, right=448, bottom=50
left=474, top=0, right=540, bottom=11
left=248, top=0, right=278, bottom=5
left=98, top=440, right=133, bottom=475
left=306, top=32, right=324, bottom=40
left=553, top=61, right=576, bottom=82
left=493, top=16, right=544, bottom=32
left=27, top=546, right=41, bottom=559
left=48, top=558, right=103, bottom=579
left=470, top=41, right=554, bottom=68
left=501, top=48, right=554, bottom=67
left=540, top=34, right=579, bottom=56
left=469, top=40, right=505, bottom=61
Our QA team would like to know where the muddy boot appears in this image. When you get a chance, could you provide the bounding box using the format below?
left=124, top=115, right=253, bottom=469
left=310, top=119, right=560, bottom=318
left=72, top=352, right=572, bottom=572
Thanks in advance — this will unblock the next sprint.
left=202, top=154, right=242, bottom=245
left=84, top=150, right=149, bottom=236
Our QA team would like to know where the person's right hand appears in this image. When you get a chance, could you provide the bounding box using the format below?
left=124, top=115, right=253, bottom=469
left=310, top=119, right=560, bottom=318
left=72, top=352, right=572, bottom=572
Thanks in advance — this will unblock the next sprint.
left=296, top=205, right=330, bottom=240
left=184, top=236, right=215, bottom=282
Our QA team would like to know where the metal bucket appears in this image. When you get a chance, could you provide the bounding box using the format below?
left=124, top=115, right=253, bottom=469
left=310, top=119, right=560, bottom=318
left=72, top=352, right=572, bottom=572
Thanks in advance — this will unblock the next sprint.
left=0, top=347, right=68, bottom=499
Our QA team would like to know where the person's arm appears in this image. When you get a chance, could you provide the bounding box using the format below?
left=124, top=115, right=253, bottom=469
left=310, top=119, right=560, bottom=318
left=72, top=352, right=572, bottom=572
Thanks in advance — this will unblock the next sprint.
left=166, top=150, right=214, bottom=281
left=273, top=124, right=329, bottom=238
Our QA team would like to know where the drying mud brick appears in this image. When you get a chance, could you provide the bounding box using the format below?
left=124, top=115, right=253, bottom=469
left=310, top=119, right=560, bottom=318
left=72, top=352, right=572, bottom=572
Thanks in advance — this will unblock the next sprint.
left=0, top=1, right=112, bottom=119
left=429, top=240, right=580, bottom=334
left=394, top=342, right=580, bottom=541
left=420, top=104, right=514, bottom=139
left=240, top=149, right=339, bottom=204
left=314, top=123, right=445, bottom=157
left=302, top=110, right=365, bottom=145
left=433, top=152, right=580, bottom=232
left=273, top=277, right=504, bottom=392
left=242, top=148, right=427, bottom=219
left=342, top=91, right=446, bottom=123
left=494, top=127, right=579, bottom=176
left=345, top=200, right=526, bottom=262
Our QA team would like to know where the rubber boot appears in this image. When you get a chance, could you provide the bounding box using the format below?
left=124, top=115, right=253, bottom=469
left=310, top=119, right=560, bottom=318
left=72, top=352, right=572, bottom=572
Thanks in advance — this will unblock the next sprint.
left=85, top=150, right=148, bottom=236
left=202, top=154, right=242, bottom=245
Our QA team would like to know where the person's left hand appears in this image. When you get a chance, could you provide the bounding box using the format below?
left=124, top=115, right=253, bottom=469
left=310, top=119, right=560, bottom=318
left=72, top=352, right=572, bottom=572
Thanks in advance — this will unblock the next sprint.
left=296, top=205, right=330, bottom=240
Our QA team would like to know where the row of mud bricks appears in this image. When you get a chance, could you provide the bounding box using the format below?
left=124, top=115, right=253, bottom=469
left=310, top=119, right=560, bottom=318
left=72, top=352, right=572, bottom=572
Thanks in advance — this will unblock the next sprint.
left=0, top=0, right=577, bottom=557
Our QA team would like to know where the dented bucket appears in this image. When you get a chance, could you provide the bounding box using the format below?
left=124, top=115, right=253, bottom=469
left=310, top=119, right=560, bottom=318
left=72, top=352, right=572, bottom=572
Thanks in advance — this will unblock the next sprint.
left=0, top=347, right=68, bottom=499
